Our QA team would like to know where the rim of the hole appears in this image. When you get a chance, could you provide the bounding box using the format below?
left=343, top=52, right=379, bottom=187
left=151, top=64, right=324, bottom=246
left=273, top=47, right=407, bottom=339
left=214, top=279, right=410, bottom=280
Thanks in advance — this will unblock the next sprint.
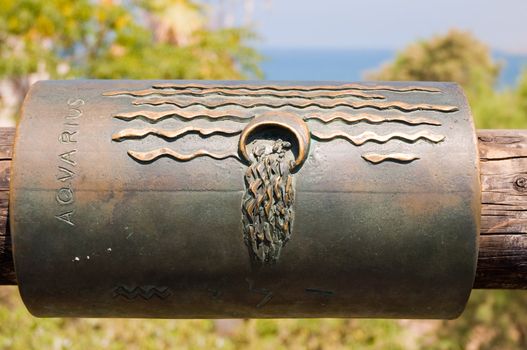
left=239, top=113, right=310, bottom=171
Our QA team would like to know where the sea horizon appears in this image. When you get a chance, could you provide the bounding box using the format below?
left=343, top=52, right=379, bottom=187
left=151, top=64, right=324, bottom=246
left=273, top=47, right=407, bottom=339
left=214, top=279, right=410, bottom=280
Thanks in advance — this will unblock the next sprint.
left=259, top=47, right=527, bottom=89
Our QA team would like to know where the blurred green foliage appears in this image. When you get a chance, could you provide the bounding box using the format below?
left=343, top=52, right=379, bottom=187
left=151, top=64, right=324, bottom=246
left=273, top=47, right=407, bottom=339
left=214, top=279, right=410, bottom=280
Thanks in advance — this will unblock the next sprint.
left=367, top=29, right=500, bottom=96
left=0, top=0, right=261, bottom=80
left=368, top=29, right=527, bottom=129
left=0, top=0, right=261, bottom=120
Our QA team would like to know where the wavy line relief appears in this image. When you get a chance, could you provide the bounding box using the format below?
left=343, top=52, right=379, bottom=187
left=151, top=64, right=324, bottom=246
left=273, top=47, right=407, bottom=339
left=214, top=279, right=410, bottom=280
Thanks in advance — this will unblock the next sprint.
left=103, top=88, right=386, bottom=100
left=105, top=84, right=454, bottom=266
left=112, top=110, right=444, bottom=126
left=305, top=113, right=441, bottom=126
left=311, top=130, right=446, bottom=146
left=113, top=286, right=172, bottom=300
left=128, top=148, right=241, bottom=163
left=132, top=98, right=459, bottom=113
left=362, top=153, right=420, bottom=164
left=113, top=109, right=254, bottom=123
left=151, top=83, right=442, bottom=93
left=112, top=126, right=242, bottom=141
left=107, top=84, right=453, bottom=169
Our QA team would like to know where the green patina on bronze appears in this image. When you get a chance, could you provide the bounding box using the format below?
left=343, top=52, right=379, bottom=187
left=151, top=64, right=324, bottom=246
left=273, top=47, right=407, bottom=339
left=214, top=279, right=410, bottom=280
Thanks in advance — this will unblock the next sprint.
left=10, top=80, right=480, bottom=318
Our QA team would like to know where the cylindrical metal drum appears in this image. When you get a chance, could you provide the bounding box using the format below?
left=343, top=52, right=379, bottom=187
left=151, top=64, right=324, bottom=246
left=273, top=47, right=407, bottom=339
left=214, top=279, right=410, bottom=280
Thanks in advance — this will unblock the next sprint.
left=10, top=80, right=480, bottom=318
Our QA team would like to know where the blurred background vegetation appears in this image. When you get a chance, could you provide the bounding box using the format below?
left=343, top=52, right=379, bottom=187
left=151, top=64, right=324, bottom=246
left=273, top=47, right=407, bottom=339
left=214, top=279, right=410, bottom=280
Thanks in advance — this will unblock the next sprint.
left=367, top=29, right=527, bottom=129
left=0, top=0, right=262, bottom=123
left=0, top=1, right=526, bottom=349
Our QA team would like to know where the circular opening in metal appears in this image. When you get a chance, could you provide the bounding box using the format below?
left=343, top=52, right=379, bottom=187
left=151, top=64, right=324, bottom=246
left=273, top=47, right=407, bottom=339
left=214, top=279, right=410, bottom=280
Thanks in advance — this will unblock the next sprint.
left=244, top=125, right=299, bottom=169
left=238, top=112, right=310, bottom=172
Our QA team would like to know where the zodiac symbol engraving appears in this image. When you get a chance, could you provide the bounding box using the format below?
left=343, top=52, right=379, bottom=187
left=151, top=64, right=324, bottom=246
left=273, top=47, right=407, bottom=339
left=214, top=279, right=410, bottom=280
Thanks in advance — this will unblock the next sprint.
left=113, top=286, right=172, bottom=300
left=105, top=82, right=455, bottom=263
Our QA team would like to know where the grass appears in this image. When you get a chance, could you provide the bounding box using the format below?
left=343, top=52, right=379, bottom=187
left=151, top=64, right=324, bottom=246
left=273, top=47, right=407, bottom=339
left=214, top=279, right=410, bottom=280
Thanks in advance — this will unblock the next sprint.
left=1, top=287, right=526, bottom=349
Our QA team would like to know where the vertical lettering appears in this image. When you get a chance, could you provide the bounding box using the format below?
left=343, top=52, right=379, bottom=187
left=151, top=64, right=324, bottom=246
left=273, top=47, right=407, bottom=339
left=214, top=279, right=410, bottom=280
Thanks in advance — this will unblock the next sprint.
left=59, top=150, right=77, bottom=166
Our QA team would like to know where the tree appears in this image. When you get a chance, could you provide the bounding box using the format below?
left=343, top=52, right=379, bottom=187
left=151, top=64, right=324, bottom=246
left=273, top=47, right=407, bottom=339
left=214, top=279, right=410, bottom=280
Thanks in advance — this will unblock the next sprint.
left=0, top=0, right=262, bottom=122
left=367, top=30, right=526, bottom=128
left=367, top=30, right=500, bottom=98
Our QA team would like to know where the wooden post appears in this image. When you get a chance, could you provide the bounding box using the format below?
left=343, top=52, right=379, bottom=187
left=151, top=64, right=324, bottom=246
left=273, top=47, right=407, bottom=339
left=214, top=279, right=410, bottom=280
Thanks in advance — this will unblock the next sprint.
left=475, top=130, right=527, bottom=289
left=0, top=127, right=525, bottom=288
left=0, top=128, right=14, bottom=285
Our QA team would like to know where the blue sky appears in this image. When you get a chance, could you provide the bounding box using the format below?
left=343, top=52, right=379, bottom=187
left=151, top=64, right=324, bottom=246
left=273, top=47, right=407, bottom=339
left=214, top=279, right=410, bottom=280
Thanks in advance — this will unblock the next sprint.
left=250, top=0, right=527, bottom=53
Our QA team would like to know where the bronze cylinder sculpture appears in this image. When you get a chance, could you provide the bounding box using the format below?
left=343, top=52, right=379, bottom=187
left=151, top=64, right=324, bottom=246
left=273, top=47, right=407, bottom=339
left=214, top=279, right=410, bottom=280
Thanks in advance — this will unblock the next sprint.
left=10, top=80, right=480, bottom=318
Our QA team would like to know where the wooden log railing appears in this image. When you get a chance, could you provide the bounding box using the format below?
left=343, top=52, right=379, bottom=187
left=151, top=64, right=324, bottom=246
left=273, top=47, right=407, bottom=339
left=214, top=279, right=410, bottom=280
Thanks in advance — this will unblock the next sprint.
left=0, top=128, right=525, bottom=288
left=475, top=130, right=527, bottom=289
left=0, top=127, right=14, bottom=285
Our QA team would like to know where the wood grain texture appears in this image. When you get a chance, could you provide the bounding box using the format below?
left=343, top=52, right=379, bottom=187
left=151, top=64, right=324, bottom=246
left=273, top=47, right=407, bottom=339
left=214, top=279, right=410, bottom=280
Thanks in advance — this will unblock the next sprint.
left=475, top=234, right=527, bottom=289
left=0, top=127, right=524, bottom=288
left=0, top=128, right=14, bottom=285
left=479, top=130, right=527, bottom=235
left=475, top=130, right=527, bottom=289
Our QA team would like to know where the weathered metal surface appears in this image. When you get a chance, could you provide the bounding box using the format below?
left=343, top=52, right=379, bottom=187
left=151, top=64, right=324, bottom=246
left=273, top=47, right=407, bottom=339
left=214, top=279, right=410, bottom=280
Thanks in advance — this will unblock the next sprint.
left=10, top=80, right=480, bottom=318
left=0, top=128, right=523, bottom=290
